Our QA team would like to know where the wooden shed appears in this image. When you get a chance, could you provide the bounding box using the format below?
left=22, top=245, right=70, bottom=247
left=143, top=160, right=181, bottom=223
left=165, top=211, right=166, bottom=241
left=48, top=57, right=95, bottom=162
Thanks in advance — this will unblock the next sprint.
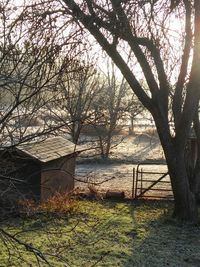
left=0, top=137, right=82, bottom=202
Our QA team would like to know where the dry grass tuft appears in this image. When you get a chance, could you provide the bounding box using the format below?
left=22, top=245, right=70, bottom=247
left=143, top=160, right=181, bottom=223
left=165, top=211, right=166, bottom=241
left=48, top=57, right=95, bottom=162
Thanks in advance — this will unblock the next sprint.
left=18, top=192, right=78, bottom=217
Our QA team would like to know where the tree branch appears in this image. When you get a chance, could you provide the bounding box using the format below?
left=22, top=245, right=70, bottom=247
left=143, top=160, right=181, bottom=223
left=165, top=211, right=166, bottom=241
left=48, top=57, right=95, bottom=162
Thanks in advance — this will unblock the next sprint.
left=173, top=0, right=192, bottom=130
left=63, top=0, right=153, bottom=111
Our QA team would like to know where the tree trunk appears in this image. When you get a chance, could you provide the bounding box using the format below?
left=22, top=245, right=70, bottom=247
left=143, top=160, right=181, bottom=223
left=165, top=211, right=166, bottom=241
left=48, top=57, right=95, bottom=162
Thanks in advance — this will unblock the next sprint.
left=167, top=153, right=198, bottom=223
left=105, top=132, right=112, bottom=159
left=193, top=160, right=200, bottom=201
left=153, top=110, right=198, bottom=223
left=129, top=116, right=134, bottom=135
left=192, top=112, right=200, bottom=199
left=72, top=122, right=81, bottom=144
left=98, top=136, right=105, bottom=159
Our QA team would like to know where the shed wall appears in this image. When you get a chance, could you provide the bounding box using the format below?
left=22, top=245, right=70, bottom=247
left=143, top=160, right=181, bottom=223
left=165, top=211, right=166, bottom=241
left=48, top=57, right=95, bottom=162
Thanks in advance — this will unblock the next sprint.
left=41, top=156, right=75, bottom=201
left=0, top=151, right=41, bottom=201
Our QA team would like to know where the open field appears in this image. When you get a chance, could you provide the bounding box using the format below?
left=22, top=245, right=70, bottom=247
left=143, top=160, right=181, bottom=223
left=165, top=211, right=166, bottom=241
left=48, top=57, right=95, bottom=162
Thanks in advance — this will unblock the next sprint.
left=79, top=132, right=165, bottom=162
left=1, top=200, right=200, bottom=267
left=75, top=163, right=171, bottom=198
left=75, top=133, right=170, bottom=198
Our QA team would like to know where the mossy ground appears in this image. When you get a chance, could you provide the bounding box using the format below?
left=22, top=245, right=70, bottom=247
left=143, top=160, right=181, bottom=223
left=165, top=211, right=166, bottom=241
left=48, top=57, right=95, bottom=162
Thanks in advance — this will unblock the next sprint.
left=1, top=200, right=200, bottom=267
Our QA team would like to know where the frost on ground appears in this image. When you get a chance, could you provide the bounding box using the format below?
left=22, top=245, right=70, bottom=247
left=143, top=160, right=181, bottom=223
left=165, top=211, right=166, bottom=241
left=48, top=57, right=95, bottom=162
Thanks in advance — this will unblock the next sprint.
left=110, top=133, right=165, bottom=161
left=75, top=133, right=171, bottom=198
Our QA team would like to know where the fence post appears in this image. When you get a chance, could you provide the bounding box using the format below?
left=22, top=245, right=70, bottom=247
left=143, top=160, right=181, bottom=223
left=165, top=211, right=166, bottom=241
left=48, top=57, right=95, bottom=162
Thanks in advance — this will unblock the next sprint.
left=132, top=168, right=135, bottom=199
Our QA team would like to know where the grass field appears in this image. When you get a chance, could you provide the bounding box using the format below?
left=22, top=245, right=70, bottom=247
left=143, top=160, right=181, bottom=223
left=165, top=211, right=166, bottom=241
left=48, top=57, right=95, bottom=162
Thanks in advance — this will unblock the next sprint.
left=1, top=200, right=200, bottom=267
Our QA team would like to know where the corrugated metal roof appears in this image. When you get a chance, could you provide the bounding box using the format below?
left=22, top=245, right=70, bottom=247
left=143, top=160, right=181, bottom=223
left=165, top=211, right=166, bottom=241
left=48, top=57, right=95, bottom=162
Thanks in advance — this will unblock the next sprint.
left=17, top=137, right=81, bottom=163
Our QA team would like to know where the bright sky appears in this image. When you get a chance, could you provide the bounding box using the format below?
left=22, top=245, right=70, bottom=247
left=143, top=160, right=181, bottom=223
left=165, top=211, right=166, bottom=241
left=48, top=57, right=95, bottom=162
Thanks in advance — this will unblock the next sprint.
left=10, top=0, right=184, bottom=84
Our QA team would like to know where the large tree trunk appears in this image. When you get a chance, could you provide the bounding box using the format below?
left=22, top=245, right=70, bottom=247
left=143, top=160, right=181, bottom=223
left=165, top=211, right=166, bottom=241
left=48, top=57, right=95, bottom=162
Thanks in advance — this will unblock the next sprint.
left=162, top=138, right=198, bottom=223
left=153, top=110, right=198, bottom=223
left=167, top=152, right=198, bottom=222
left=191, top=111, right=200, bottom=199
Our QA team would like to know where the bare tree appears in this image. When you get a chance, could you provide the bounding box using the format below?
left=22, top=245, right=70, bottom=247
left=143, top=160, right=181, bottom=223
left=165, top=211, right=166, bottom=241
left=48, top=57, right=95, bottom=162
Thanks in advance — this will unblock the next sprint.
left=59, top=0, right=200, bottom=222
left=54, top=60, right=102, bottom=144
left=92, top=61, right=142, bottom=158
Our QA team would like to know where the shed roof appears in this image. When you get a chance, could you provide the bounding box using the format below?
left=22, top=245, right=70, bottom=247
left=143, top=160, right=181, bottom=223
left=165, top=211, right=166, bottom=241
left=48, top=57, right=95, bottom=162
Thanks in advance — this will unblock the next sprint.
left=17, top=137, right=82, bottom=163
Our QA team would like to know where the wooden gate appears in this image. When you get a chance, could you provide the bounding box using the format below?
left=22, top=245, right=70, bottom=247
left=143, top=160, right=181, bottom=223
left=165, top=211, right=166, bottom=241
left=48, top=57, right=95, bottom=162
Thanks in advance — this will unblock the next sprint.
left=132, top=162, right=173, bottom=200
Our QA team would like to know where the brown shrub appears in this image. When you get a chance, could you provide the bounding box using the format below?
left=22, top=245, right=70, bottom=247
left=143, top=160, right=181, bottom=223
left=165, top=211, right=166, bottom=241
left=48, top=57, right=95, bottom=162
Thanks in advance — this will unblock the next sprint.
left=19, top=192, right=78, bottom=217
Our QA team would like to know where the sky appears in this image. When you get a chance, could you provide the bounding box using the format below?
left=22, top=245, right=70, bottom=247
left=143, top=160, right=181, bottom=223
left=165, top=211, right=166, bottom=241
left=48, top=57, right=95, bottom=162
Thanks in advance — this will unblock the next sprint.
left=9, top=0, right=185, bottom=85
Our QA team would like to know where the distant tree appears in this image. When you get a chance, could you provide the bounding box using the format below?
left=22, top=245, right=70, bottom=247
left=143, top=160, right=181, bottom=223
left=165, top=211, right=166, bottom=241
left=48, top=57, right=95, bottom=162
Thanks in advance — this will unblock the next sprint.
left=61, top=0, right=200, bottom=222
left=55, top=60, right=102, bottom=144
left=92, top=61, right=142, bottom=158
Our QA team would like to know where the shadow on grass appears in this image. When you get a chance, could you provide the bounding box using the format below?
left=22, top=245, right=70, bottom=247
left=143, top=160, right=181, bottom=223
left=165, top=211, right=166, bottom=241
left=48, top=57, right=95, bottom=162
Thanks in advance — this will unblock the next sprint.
left=122, top=200, right=200, bottom=267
